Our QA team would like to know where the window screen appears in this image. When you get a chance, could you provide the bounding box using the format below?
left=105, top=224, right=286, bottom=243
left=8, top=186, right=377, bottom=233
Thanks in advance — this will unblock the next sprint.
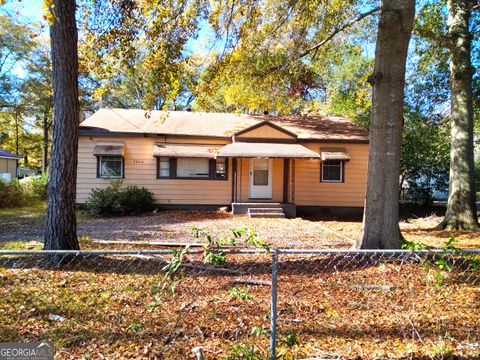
left=159, top=157, right=170, bottom=177
left=99, top=156, right=123, bottom=178
left=253, top=158, right=269, bottom=185
left=216, top=158, right=227, bottom=179
left=321, top=160, right=343, bottom=182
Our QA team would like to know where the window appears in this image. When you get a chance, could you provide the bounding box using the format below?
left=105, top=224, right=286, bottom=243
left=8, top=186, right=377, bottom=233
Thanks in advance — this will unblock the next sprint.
left=158, top=157, right=171, bottom=178
left=98, top=156, right=123, bottom=179
left=215, top=158, right=227, bottom=179
left=177, top=158, right=210, bottom=178
left=321, top=160, right=343, bottom=182
left=156, top=157, right=228, bottom=180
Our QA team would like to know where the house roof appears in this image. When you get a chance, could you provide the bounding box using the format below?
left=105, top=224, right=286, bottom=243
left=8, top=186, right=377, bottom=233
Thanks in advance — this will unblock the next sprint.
left=0, top=149, right=22, bottom=160
left=79, top=108, right=369, bottom=143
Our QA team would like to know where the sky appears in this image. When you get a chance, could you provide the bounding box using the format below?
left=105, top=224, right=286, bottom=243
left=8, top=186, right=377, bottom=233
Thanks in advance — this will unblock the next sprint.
left=2, top=0, right=44, bottom=25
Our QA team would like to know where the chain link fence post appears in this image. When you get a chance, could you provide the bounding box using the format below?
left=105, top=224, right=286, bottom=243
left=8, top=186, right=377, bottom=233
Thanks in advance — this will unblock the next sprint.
left=270, top=249, right=279, bottom=360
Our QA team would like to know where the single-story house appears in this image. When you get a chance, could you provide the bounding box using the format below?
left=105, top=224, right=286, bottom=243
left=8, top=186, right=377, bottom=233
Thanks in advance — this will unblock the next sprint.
left=0, top=149, right=22, bottom=182
left=78, top=109, right=369, bottom=217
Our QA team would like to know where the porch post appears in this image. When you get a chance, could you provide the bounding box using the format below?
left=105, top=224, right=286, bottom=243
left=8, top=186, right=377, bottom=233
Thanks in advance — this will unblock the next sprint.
left=232, top=158, right=237, bottom=203
left=283, top=158, right=290, bottom=203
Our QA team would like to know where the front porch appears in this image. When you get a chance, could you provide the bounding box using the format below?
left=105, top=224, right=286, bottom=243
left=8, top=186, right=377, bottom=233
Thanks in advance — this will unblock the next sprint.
left=230, top=157, right=298, bottom=218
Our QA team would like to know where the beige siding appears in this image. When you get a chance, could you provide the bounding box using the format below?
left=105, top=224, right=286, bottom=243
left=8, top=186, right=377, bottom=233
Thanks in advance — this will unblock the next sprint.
left=237, top=158, right=284, bottom=202
left=0, top=158, right=17, bottom=179
left=77, top=136, right=368, bottom=208
left=236, top=124, right=294, bottom=139
left=77, top=136, right=232, bottom=205
left=293, top=143, right=368, bottom=207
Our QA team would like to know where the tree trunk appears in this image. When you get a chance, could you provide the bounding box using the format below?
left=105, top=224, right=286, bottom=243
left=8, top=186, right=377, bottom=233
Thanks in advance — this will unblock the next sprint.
left=14, top=108, right=19, bottom=155
left=42, top=109, right=49, bottom=173
left=44, top=0, right=80, bottom=250
left=437, top=0, right=478, bottom=231
left=357, top=0, right=415, bottom=249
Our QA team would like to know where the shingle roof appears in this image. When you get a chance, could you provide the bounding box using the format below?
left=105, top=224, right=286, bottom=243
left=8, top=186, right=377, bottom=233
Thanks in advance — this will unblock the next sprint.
left=80, top=108, right=369, bottom=142
left=0, top=149, right=22, bottom=159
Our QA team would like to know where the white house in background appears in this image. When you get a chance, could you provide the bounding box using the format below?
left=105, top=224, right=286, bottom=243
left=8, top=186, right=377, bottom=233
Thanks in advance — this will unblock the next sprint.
left=0, top=149, right=22, bottom=182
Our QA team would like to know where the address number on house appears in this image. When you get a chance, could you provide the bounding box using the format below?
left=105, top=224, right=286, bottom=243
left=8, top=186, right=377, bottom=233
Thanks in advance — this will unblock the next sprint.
left=133, top=160, right=144, bottom=164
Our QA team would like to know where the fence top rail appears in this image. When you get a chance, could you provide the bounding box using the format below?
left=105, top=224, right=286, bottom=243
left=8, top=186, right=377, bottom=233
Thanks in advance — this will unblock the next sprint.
left=0, top=248, right=479, bottom=256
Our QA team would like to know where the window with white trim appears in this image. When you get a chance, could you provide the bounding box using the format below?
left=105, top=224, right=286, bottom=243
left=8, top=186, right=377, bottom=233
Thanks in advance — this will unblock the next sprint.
left=98, top=156, right=123, bottom=179
left=321, top=160, right=343, bottom=182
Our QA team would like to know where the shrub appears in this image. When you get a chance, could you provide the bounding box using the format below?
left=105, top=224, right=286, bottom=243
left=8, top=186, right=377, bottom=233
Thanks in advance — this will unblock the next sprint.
left=22, top=173, right=48, bottom=201
left=0, top=179, right=27, bottom=208
left=85, top=181, right=154, bottom=216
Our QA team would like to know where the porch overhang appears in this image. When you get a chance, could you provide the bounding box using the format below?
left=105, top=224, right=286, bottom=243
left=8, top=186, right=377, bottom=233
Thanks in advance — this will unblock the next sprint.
left=217, top=142, right=320, bottom=158
left=321, top=148, right=351, bottom=161
left=153, top=143, right=220, bottom=158
left=93, top=142, right=125, bottom=156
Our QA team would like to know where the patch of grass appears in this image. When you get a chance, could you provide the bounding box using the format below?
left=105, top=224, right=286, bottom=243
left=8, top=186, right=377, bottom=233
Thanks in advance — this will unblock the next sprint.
left=0, top=202, right=46, bottom=230
left=0, top=240, right=42, bottom=250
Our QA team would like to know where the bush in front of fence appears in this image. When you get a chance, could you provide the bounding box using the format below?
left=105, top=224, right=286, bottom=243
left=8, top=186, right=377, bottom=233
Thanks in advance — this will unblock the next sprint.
left=85, top=180, right=154, bottom=216
left=0, top=178, right=26, bottom=207
left=0, top=173, right=48, bottom=208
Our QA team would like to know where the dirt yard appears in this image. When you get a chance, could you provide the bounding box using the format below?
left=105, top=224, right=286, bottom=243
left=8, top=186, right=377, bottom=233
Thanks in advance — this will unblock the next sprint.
left=1, top=205, right=480, bottom=249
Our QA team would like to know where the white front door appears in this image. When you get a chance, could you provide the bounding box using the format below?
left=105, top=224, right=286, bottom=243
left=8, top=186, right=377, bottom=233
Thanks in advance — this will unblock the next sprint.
left=249, top=158, right=272, bottom=199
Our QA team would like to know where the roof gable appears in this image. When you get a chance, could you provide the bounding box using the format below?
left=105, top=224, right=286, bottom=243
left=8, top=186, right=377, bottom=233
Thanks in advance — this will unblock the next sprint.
left=234, top=121, right=297, bottom=140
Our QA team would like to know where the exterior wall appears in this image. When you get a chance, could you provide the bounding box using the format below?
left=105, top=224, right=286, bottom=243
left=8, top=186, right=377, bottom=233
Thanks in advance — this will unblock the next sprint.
left=293, top=143, right=368, bottom=207
left=77, top=136, right=368, bottom=208
left=237, top=158, right=284, bottom=202
left=236, top=125, right=294, bottom=140
left=0, top=158, right=17, bottom=179
left=77, top=136, right=232, bottom=205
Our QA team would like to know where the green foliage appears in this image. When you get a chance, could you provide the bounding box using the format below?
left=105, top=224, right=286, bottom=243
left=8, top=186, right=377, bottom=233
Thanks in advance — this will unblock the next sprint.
left=226, top=342, right=263, bottom=360
left=126, top=319, right=142, bottom=333
left=228, top=286, right=252, bottom=301
left=400, top=113, right=450, bottom=205
left=22, top=173, right=48, bottom=201
left=281, top=330, right=299, bottom=348
left=401, top=238, right=427, bottom=251
left=0, top=176, right=49, bottom=208
left=0, top=13, right=36, bottom=103
left=192, top=226, right=271, bottom=267
left=403, top=237, right=480, bottom=288
left=79, top=0, right=205, bottom=109
left=158, top=246, right=189, bottom=297
left=85, top=181, right=154, bottom=216
left=250, top=325, right=268, bottom=338
left=0, top=179, right=26, bottom=208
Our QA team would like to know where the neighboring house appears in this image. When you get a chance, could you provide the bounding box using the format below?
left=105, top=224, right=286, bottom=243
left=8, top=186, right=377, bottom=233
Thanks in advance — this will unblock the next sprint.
left=78, top=109, right=369, bottom=217
left=0, top=149, right=22, bottom=182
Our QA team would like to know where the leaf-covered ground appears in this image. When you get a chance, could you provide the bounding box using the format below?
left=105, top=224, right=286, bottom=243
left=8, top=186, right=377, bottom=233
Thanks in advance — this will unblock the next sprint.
left=0, top=253, right=478, bottom=359
left=1, top=204, right=480, bottom=249
left=1, top=204, right=479, bottom=358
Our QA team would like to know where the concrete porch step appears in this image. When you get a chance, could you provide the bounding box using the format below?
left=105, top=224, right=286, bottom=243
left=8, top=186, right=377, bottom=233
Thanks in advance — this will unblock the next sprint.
left=249, top=212, right=286, bottom=218
left=248, top=207, right=284, bottom=214
left=232, top=202, right=296, bottom=218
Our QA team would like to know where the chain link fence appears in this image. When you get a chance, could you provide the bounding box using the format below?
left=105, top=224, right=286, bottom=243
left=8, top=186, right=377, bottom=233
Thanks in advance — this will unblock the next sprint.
left=0, top=249, right=479, bottom=359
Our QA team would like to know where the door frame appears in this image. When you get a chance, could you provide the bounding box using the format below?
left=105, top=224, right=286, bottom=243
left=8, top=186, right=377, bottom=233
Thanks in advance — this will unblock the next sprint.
left=249, top=158, right=273, bottom=199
